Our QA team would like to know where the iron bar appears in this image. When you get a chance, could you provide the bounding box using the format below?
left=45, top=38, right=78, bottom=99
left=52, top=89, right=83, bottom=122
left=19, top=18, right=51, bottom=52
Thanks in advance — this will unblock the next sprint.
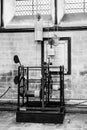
left=22, top=67, right=25, bottom=105
left=83, top=0, right=85, bottom=13
left=41, top=41, right=45, bottom=109
left=65, top=0, right=87, bottom=13
left=16, top=0, right=51, bottom=16
left=27, top=67, right=29, bottom=103
left=17, top=66, right=21, bottom=111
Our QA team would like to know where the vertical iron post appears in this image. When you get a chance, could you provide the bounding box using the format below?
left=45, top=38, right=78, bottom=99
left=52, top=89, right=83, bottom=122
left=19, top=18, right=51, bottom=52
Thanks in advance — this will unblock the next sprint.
left=62, top=66, right=64, bottom=106
left=83, top=0, right=85, bottom=13
left=60, top=66, right=62, bottom=111
left=60, top=66, right=64, bottom=112
left=22, top=67, right=25, bottom=105
left=48, top=64, right=50, bottom=102
left=17, top=66, right=20, bottom=111
left=27, top=67, right=29, bottom=104
left=41, top=41, right=45, bottom=109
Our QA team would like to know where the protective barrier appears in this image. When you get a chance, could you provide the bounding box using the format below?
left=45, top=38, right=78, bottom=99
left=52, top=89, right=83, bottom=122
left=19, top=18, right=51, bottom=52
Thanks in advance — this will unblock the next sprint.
left=16, top=0, right=51, bottom=16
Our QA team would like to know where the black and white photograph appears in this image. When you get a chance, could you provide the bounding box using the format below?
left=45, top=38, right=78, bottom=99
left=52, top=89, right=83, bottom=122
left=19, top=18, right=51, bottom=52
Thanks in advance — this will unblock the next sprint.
left=0, top=0, right=87, bottom=129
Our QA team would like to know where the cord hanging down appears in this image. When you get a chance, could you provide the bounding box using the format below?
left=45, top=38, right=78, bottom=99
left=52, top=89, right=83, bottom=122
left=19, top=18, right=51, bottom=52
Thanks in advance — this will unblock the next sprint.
left=0, top=86, right=11, bottom=99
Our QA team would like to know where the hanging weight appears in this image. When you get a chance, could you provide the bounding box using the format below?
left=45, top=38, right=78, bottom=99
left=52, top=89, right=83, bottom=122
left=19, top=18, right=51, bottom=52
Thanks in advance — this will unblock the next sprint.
left=14, top=76, right=18, bottom=85
left=14, top=55, right=20, bottom=64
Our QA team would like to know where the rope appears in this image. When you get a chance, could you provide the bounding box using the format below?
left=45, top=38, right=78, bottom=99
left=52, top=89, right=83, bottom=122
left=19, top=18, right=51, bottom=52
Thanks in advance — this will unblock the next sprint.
left=0, top=86, right=11, bottom=99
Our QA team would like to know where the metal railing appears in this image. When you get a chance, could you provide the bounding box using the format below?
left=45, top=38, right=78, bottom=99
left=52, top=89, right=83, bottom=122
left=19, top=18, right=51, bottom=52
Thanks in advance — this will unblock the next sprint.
left=16, top=0, right=51, bottom=16
left=65, top=0, right=87, bottom=13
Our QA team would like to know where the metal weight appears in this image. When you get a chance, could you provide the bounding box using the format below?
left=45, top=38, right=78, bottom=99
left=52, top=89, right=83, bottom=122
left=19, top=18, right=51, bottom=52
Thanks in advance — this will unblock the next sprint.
left=14, top=76, right=18, bottom=85
left=14, top=55, right=20, bottom=64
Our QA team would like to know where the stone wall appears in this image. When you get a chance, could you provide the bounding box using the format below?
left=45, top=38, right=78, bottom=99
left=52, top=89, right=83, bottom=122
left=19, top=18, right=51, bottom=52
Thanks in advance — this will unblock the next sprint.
left=0, top=33, right=41, bottom=100
left=0, top=31, right=87, bottom=102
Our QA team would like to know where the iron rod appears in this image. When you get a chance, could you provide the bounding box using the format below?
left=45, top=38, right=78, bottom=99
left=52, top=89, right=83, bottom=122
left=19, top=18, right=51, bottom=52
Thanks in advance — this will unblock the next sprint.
left=18, top=66, right=20, bottom=111
left=27, top=67, right=29, bottom=103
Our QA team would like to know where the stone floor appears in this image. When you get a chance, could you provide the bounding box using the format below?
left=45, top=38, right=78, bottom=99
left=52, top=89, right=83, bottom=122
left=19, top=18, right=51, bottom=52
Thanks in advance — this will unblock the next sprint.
left=0, top=112, right=87, bottom=130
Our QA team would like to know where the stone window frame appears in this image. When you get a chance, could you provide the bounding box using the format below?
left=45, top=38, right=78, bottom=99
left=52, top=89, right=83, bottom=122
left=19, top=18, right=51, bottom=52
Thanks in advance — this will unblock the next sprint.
left=0, top=0, right=56, bottom=28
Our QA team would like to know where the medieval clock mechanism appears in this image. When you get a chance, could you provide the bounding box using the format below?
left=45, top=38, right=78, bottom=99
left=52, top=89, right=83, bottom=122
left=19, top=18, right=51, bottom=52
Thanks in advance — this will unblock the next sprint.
left=13, top=11, right=65, bottom=123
